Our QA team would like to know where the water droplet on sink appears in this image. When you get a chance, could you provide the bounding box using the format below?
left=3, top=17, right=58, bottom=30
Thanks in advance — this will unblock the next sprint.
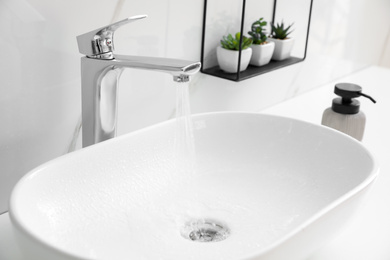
left=181, top=219, right=229, bottom=242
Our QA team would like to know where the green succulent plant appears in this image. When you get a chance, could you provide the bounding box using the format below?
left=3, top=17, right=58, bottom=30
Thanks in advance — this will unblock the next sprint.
left=271, top=21, right=294, bottom=40
left=248, top=18, right=268, bottom=45
left=220, top=32, right=253, bottom=51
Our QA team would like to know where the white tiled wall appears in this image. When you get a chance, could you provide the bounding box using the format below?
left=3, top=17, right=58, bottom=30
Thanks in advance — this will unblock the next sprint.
left=0, top=0, right=389, bottom=214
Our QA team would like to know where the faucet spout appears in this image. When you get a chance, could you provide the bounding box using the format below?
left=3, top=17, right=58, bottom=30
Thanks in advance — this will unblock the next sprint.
left=80, top=55, right=201, bottom=148
left=114, top=55, right=201, bottom=77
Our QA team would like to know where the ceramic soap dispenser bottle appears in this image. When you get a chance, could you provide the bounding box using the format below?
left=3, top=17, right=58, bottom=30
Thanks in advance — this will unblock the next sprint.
left=321, top=83, right=376, bottom=141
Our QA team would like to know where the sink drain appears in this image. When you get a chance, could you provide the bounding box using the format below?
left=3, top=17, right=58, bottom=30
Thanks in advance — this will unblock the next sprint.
left=181, top=219, right=229, bottom=242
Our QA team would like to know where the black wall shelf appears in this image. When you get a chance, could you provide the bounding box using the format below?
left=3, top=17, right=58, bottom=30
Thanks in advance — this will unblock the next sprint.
left=200, top=0, right=313, bottom=82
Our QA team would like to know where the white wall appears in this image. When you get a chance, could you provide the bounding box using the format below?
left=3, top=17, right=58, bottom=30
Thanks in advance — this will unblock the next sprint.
left=0, top=0, right=389, bottom=213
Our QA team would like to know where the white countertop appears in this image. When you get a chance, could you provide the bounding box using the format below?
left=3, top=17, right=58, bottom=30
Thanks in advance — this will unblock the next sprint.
left=261, top=66, right=390, bottom=260
left=1, top=66, right=389, bottom=260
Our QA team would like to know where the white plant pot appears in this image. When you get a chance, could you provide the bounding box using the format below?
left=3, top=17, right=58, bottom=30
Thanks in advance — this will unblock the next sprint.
left=268, top=37, right=295, bottom=61
left=216, top=46, right=252, bottom=73
left=249, top=41, right=275, bottom=66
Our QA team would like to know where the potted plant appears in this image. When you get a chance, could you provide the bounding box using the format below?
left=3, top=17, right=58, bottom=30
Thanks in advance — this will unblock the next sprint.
left=248, top=18, right=275, bottom=66
left=268, top=21, right=294, bottom=61
left=217, top=32, right=253, bottom=73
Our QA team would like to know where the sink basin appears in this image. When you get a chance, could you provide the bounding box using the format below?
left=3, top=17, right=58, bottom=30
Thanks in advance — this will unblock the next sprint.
left=9, top=112, right=378, bottom=260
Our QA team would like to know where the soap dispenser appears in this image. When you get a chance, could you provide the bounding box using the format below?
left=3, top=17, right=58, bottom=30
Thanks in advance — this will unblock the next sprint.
left=321, top=83, right=376, bottom=141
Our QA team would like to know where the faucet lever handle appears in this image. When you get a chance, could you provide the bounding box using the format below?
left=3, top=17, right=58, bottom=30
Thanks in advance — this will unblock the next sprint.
left=77, top=15, right=147, bottom=58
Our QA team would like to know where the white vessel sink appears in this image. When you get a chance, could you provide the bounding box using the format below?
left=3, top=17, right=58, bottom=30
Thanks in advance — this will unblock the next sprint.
left=9, top=112, right=378, bottom=260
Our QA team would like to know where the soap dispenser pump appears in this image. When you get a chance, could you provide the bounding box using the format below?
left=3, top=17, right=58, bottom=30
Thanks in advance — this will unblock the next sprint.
left=321, top=83, right=376, bottom=141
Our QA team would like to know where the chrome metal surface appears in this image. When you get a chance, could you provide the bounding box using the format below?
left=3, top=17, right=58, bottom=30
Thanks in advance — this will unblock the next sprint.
left=77, top=15, right=147, bottom=58
left=78, top=16, right=201, bottom=147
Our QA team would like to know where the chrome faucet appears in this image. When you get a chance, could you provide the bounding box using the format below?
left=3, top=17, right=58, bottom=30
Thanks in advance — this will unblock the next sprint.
left=77, top=15, right=201, bottom=147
